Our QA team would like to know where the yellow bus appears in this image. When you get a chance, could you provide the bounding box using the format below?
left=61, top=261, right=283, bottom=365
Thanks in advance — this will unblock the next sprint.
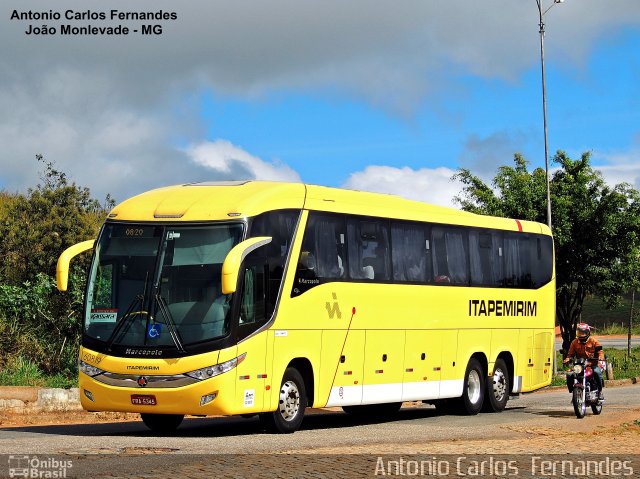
left=57, top=181, right=555, bottom=433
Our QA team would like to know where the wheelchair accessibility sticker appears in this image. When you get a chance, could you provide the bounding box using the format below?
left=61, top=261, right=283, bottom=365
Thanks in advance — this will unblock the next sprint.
left=147, top=323, right=162, bottom=338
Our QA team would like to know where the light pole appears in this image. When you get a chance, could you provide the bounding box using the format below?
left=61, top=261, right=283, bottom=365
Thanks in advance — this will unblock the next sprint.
left=536, top=0, right=563, bottom=231
left=537, top=0, right=564, bottom=377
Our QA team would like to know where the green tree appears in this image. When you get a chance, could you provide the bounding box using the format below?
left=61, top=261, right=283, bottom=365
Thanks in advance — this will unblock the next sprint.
left=454, top=151, right=640, bottom=350
left=0, top=156, right=114, bottom=377
left=0, top=155, right=112, bottom=284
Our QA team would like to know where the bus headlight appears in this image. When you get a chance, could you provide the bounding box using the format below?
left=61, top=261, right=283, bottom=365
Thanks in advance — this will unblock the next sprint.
left=78, top=359, right=105, bottom=377
left=573, top=364, right=583, bottom=374
left=185, top=353, right=246, bottom=380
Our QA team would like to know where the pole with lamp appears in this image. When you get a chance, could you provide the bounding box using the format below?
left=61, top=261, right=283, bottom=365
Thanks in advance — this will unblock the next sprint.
left=536, top=0, right=563, bottom=231
left=536, top=0, right=564, bottom=375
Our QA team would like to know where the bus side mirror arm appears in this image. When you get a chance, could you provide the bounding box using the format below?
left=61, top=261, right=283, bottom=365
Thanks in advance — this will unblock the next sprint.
left=56, top=240, right=95, bottom=292
left=221, top=236, right=272, bottom=294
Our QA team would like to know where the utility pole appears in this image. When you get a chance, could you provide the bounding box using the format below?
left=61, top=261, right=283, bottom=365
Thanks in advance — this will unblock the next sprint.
left=629, top=289, right=635, bottom=358
left=536, top=0, right=564, bottom=375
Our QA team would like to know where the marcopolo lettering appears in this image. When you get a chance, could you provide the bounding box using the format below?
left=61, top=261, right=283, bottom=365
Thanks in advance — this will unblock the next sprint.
left=469, top=299, right=537, bottom=317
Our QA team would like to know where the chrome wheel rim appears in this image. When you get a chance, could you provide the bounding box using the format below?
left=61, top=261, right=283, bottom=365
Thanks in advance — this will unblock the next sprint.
left=467, top=370, right=482, bottom=405
left=279, top=380, right=300, bottom=421
left=492, top=368, right=507, bottom=402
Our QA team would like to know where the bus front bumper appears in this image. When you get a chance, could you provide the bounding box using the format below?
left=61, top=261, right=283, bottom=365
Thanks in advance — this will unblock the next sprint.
left=78, top=371, right=237, bottom=416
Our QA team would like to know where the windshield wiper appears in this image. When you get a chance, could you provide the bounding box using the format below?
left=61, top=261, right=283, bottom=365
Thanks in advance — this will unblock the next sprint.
left=105, top=294, right=146, bottom=352
left=154, top=294, right=186, bottom=354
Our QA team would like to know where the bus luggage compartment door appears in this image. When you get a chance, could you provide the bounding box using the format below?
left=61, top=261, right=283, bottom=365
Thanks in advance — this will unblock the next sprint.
left=362, top=330, right=405, bottom=404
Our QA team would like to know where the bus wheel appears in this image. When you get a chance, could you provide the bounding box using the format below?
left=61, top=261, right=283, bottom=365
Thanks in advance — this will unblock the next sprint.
left=260, top=367, right=307, bottom=433
left=456, top=359, right=485, bottom=415
left=140, top=413, right=184, bottom=433
left=483, top=358, right=510, bottom=413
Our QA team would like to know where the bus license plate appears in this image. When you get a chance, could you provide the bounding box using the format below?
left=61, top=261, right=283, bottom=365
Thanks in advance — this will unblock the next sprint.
left=131, top=395, right=157, bottom=406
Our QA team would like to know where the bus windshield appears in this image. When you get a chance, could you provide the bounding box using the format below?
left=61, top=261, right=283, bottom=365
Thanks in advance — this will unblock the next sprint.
left=84, top=223, right=244, bottom=350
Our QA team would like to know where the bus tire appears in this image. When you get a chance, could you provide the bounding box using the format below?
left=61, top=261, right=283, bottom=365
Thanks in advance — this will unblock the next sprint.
left=140, top=413, right=184, bottom=433
left=260, top=367, right=307, bottom=433
left=483, top=358, right=509, bottom=413
left=456, top=358, right=485, bottom=415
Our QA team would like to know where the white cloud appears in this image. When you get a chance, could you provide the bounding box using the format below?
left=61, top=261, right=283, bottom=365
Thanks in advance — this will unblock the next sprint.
left=186, top=140, right=301, bottom=182
left=593, top=149, right=640, bottom=191
left=343, top=165, right=462, bottom=209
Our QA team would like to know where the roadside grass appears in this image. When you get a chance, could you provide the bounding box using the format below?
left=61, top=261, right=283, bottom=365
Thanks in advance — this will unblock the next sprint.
left=597, top=324, right=640, bottom=336
left=0, top=355, right=76, bottom=389
left=552, top=347, right=640, bottom=387
left=581, top=293, right=637, bottom=329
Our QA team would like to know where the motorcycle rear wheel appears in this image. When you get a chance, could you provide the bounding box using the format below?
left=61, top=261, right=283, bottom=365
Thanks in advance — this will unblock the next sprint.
left=572, top=388, right=586, bottom=419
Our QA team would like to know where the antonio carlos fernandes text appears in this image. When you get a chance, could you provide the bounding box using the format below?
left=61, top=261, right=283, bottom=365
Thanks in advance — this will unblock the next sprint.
left=374, top=456, right=635, bottom=476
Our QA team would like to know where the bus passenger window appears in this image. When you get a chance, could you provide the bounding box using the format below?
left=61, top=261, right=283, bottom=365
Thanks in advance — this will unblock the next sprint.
left=469, top=231, right=503, bottom=287
left=292, top=213, right=346, bottom=296
left=432, top=227, right=468, bottom=285
left=391, top=222, right=429, bottom=283
left=503, top=233, right=535, bottom=287
left=347, top=218, right=390, bottom=281
left=530, top=236, right=553, bottom=287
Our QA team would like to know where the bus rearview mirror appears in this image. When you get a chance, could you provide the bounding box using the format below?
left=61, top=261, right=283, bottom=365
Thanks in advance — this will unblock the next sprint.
left=221, top=236, right=272, bottom=294
left=56, top=240, right=95, bottom=292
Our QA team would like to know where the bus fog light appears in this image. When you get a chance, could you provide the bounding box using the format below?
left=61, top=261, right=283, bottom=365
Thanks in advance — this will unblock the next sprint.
left=84, top=389, right=95, bottom=402
left=200, top=392, right=218, bottom=406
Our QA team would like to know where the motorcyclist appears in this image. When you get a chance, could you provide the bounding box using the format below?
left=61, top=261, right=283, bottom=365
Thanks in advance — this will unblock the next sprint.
left=563, top=323, right=605, bottom=400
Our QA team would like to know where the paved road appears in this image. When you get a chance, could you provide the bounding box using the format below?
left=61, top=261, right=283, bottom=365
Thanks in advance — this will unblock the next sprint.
left=1, top=384, right=639, bottom=477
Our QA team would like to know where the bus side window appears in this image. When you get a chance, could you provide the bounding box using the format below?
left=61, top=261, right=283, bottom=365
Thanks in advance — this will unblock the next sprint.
left=432, top=227, right=468, bottom=285
left=469, top=230, right=503, bottom=287
left=240, top=264, right=266, bottom=325
left=313, top=215, right=346, bottom=279
left=519, top=236, right=533, bottom=287
left=347, top=218, right=391, bottom=281
left=391, top=221, right=430, bottom=283
left=292, top=213, right=346, bottom=296
left=503, top=234, right=520, bottom=286
left=504, top=233, right=535, bottom=288
left=530, top=236, right=553, bottom=287
left=244, top=209, right=299, bottom=323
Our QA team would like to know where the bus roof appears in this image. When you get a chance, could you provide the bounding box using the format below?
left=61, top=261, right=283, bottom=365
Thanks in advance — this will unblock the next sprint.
left=107, top=181, right=549, bottom=235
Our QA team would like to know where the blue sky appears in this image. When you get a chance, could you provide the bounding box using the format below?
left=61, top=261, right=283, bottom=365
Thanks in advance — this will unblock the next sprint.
left=1, top=1, right=639, bottom=208
left=201, top=25, right=640, bottom=185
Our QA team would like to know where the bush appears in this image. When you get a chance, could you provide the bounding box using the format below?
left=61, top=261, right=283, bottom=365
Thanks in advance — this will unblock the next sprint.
left=0, top=269, right=86, bottom=377
left=0, top=156, right=112, bottom=383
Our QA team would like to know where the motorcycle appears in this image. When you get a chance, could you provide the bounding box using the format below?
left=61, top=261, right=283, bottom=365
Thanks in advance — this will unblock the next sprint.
left=565, top=347, right=605, bottom=419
